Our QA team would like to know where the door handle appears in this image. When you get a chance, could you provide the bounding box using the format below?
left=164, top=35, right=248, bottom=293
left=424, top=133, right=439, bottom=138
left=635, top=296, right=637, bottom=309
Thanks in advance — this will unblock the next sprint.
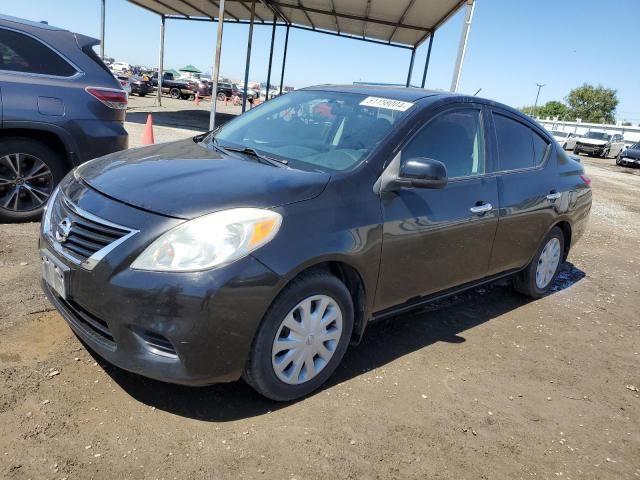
left=546, top=191, right=562, bottom=201
left=469, top=203, right=493, bottom=214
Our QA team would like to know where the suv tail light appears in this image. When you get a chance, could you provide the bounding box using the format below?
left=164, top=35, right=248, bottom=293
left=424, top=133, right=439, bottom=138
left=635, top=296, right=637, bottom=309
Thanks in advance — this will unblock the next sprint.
left=85, top=87, right=128, bottom=110
left=580, top=174, right=591, bottom=186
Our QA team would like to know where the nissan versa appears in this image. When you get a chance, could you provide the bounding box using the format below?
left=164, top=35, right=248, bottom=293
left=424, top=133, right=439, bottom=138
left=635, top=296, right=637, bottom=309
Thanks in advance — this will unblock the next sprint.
left=40, top=86, right=592, bottom=401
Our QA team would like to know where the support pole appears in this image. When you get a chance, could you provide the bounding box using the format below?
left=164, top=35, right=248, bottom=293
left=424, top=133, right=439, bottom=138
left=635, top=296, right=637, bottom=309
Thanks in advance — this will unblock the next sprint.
left=450, top=0, right=475, bottom=93
left=405, top=48, right=416, bottom=87
left=100, top=0, right=106, bottom=59
left=265, top=14, right=277, bottom=101
left=278, top=25, right=290, bottom=95
left=242, top=0, right=256, bottom=113
left=420, top=32, right=434, bottom=88
left=157, top=14, right=165, bottom=107
left=209, top=0, right=226, bottom=130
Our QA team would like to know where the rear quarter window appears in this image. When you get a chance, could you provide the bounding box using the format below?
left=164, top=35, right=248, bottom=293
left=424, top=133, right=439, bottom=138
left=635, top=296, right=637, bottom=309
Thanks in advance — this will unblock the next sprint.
left=0, top=28, right=76, bottom=77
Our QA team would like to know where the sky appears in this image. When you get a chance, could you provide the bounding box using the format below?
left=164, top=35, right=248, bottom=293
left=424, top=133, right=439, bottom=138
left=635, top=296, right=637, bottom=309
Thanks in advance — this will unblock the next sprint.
left=3, top=0, right=640, bottom=123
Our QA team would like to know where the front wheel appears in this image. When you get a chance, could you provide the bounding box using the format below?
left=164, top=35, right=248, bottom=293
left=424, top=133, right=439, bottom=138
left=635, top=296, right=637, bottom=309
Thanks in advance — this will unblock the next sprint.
left=169, top=88, right=181, bottom=99
left=574, top=148, right=580, bottom=155
left=216, top=92, right=226, bottom=101
left=0, top=138, right=66, bottom=223
left=513, top=227, right=565, bottom=298
left=243, top=270, right=354, bottom=401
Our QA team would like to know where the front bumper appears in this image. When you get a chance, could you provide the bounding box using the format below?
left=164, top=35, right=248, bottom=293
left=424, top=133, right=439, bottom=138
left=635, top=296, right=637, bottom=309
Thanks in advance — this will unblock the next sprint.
left=576, top=144, right=607, bottom=155
left=619, top=157, right=640, bottom=166
left=40, top=179, right=283, bottom=385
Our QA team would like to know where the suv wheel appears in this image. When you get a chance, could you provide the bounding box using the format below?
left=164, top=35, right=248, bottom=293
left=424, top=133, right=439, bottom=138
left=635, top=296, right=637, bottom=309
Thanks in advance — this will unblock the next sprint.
left=0, top=138, right=65, bottom=222
left=169, top=88, right=181, bottom=99
left=513, top=227, right=565, bottom=298
left=217, top=92, right=226, bottom=101
left=243, top=270, right=354, bottom=401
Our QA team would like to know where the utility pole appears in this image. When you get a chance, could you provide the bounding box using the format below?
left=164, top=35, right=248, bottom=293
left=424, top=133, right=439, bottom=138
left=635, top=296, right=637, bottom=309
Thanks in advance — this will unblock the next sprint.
left=534, top=83, right=546, bottom=119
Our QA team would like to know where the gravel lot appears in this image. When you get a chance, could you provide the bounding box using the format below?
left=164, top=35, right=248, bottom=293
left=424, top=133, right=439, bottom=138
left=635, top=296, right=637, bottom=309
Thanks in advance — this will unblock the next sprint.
left=0, top=153, right=638, bottom=480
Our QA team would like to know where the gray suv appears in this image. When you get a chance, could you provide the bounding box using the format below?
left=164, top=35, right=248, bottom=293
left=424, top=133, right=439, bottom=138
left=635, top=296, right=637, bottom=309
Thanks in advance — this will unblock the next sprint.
left=0, top=15, right=128, bottom=222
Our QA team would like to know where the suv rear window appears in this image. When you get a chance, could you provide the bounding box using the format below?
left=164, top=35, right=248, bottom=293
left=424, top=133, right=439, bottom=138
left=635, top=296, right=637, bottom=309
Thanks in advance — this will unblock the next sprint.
left=0, top=28, right=76, bottom=77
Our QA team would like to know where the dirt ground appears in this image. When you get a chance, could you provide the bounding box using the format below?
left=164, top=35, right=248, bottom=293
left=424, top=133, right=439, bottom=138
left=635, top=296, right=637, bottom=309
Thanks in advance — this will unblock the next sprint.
left=0, top=155, right=639, bottom=480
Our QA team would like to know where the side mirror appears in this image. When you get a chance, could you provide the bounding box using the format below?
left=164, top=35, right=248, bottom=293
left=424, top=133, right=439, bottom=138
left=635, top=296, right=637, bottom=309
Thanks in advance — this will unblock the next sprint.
left=394, top=157, right=448, bottom=190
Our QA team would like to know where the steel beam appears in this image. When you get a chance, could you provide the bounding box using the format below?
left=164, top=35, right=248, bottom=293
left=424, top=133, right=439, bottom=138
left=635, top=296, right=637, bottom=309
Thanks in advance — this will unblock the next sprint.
left=265, top=14, right=277, bottom=100
left=421, top=32, right=434, bottom=88
left=450, top=0, right=475, bottom=93
left=157, top=14, right=165, bottom=106
left=100, top=0, right=106, bottom=59
left=279, top=25, right=290, bottom=95
left=406, top=48, right=416, bottom=87
left=209, top=0, right=226, bottom=129
left=242, top=0, right=256, bottom=113
left=269, top=1, right=429, bottom=32
left=388, top=0, right=416, bottom=43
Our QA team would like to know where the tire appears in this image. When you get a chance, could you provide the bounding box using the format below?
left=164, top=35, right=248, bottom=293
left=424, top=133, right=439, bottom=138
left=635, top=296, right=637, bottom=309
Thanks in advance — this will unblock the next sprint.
left=573, top=147, right=580, bottom=155
left=169, top=88, right=181, bottom=99
left=138, top=92, right=146, bottom=97
left=243, top=270, right=354, bottom=401
left=616, top=154, right=621, bottom=166
left=601, top=149, right=609, bottom=159
left=216, top=92, right=226, bottom=101
left=513, top=226, right=565, bottom=298
left=0, top=137, right=67, bottom=223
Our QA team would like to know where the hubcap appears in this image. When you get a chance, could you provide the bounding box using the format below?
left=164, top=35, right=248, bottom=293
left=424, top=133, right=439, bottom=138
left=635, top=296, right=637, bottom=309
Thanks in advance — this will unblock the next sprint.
left=271, top=294, right=343, bottom=385
left=535, top=237, right=561, bottom=289
left=0, top=153, right=53, bottom=213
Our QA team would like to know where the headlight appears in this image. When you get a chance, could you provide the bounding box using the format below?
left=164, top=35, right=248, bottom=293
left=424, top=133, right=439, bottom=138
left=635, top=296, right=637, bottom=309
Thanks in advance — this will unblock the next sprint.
left=131, top=208, right=282, bottom=272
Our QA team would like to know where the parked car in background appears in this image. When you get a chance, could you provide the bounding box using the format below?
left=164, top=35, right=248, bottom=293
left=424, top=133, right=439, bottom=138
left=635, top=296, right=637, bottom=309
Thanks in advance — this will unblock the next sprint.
left=0, top=15, right=127, bottom=222
left=110, top=61, right=130, bottom=72
left=549, top=130, right=578, bottom=150
left=151, top=71, right=195, bottom=99
left=616, top=142, right=640, bottom=167
left=574, top=131, right=625, bottom=158
left=40, top=86, right=591, bottom=401
left=129, top=74, right=152, bottom=97
left=216, top=82, right=237, bottom=100
left=111, top=71, right=131, bottom=95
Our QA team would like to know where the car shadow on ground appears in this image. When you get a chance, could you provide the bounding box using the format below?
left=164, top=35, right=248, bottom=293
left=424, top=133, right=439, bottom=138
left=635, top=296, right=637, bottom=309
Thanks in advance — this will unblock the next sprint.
left=125, top=109, right=236, bottom=131
left=99, top=262, right=586, bottom=422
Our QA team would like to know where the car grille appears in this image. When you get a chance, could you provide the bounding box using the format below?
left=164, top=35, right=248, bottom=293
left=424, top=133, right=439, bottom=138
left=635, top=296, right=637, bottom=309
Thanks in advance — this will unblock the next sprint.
left=45, top=189, right=136, bottom=269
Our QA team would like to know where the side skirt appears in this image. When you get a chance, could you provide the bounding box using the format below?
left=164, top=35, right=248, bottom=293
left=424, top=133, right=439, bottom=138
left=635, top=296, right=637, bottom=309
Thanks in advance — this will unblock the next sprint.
left=370, top=269, right=521, bottom=323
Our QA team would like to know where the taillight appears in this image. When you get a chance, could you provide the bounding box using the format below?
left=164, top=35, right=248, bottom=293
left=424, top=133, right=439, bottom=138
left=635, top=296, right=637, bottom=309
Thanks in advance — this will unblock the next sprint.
left=85, top=87, right=128, bottom=110
left=580, top=174, right=591, bottom=186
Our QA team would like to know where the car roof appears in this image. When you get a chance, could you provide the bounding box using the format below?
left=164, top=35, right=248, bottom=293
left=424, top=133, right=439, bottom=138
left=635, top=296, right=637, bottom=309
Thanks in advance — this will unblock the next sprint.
left=0, top=14, right=68, bottom=31
left=301, top=84, right=445, bottom=102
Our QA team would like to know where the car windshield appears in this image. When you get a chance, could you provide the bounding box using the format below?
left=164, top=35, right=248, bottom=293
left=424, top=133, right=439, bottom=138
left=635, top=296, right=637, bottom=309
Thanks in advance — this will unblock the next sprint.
left=552, top=131, right=568, bottom=137
left=584, top=131, right=611, bottom=140
left=631, top=143, right=640, bottom=149
left=209, top=90, right=414, bottom=172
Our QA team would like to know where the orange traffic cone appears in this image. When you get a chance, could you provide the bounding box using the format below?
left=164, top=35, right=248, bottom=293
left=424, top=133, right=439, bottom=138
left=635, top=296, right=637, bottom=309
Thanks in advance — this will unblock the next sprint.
left=142, top=114, right=155, bottom=145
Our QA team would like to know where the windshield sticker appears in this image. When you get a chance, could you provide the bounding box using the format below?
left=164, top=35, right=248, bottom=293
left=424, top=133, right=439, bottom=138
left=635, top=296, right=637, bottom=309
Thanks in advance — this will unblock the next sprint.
left=359, top=96, right=414, bottom=111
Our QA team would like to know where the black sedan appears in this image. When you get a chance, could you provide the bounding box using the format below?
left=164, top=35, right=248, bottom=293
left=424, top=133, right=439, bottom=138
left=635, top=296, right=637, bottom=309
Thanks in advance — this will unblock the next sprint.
left=616, top=142, right=640, bottom=167
left=39, top=86, right=592, bottom=401
left=129, top=75, right=153, bottom=97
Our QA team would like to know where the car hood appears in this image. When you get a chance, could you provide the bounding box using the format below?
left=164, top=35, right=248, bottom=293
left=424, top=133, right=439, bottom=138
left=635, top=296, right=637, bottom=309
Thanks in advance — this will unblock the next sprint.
left=578, top=138, right=608, bottom=146
left=622, top=148, right=640, bottom=159
left=75, top=139, right=331, bottom=219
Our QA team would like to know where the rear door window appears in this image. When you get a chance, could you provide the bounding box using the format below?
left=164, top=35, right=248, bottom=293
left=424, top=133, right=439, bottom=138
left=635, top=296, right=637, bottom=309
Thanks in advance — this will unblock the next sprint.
left=0, top=28, right=76, bottom=77
left=493, top=113, right=549, bottom=170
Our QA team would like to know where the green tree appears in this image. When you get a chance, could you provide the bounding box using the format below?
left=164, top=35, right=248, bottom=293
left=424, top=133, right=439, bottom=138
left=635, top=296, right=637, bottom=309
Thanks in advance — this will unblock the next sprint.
left=519, top=101, right=570, bottom=120
left=539, top=101, right=570, bottom=120
left=566, top=84, right=618, bottom=124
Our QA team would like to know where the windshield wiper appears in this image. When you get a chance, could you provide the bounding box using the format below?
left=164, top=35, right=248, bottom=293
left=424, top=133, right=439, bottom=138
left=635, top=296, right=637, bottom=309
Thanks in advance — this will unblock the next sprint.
left=221, top=145, right=289, bottom=168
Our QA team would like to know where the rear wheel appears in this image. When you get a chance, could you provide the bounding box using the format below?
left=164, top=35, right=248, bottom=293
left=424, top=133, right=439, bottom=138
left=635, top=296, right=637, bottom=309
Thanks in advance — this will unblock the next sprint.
left=217, top=92, right=226, bottom=101
left=0, top=138, right=66, bottom=222
left=243, top=270, right=354, bottom=401
left=513, top=227, right=565, bottom=298
left=138, top=92, right=146, bottom=97
left=169, top=88, right=181, bottom=99
left=574, top=147, right=580, bottom=155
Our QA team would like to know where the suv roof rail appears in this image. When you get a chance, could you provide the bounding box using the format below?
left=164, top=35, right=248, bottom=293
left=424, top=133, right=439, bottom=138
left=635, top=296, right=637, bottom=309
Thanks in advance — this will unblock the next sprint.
left=0, top=14, right=68, bottom=31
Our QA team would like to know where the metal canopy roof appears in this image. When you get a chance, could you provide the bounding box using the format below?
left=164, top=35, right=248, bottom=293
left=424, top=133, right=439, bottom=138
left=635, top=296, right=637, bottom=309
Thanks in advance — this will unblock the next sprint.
left=128, top=0, right=467, bottom=48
